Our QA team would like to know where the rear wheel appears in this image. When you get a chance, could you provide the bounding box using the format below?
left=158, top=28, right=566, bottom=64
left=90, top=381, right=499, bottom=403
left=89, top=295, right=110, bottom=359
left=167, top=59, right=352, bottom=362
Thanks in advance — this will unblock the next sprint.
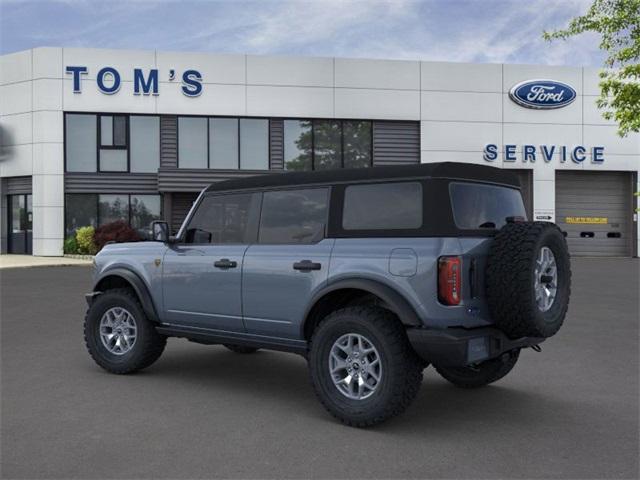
left=223, top=344, right=259, bottom=354
left=84, top=288, right=166, bottom=374
left=309, top=306, right=423, bottom=427
left=435, top=349, right=520, bottom=388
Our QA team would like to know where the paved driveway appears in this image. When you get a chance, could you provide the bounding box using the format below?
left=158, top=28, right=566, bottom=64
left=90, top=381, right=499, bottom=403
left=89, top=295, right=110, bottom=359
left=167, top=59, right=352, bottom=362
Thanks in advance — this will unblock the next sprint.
left=1, top=259, right=638, bottom=479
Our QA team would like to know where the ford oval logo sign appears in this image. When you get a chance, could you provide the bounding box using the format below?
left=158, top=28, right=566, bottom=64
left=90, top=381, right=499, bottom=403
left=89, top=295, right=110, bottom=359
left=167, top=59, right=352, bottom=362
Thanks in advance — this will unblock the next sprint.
left=509, top=79, right=577, bottom=109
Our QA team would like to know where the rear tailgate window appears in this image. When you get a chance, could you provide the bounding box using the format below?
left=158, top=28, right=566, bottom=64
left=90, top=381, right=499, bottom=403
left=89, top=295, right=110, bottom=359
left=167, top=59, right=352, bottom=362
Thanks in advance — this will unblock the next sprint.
left=450, top=182, right=526, bottom=230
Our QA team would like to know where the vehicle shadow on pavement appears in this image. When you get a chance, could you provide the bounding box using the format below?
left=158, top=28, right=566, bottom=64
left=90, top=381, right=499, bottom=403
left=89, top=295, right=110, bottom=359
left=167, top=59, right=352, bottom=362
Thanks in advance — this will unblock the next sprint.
left=128, top=342, right=574, bottom=432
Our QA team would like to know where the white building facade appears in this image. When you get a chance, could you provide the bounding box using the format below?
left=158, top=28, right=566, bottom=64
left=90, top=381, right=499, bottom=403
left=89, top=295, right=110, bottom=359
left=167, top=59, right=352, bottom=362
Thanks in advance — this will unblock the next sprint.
left=1, top=47, right=638, bottom=257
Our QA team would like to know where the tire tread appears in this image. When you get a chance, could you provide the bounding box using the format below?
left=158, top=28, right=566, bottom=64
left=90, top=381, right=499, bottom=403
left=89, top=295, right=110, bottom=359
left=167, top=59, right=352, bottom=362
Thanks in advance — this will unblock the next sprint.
left=309, top=306, right=423, bottom=427
left=84, top=288, right=167, bottom=374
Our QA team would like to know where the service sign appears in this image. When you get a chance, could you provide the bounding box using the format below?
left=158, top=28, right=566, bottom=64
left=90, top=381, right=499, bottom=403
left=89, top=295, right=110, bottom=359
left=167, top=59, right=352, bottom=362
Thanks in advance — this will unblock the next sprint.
left=509, top=79, right=577, bottom=109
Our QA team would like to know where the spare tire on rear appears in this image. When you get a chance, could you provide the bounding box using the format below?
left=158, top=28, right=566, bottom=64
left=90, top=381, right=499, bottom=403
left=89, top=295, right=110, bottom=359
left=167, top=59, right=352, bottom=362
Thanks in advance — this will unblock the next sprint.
left=486, top=221, right=571, bottom=339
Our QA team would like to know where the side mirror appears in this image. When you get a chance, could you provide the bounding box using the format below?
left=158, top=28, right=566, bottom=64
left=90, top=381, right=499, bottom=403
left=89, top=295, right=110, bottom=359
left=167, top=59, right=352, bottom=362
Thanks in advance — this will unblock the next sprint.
left=151, top=221, right=170, bottom=243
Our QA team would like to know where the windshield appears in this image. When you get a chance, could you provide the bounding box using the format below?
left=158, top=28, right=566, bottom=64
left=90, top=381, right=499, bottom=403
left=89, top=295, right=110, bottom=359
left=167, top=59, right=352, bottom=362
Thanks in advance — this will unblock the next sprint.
left=449, top=182, right=526, bottom=230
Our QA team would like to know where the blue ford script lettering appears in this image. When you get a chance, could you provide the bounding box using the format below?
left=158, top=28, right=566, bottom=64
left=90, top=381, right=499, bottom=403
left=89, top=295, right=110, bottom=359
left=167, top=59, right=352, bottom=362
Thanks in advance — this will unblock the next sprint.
left=483, top=144, right=605, bottom=164
left=509, top=79, right=577, bottom=109
left=65, top=66, right=202, bottom=97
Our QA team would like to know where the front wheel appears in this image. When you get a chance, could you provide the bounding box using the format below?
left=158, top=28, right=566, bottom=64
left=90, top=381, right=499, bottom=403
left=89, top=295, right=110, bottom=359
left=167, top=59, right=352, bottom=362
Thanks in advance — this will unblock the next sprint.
left=84, top=288, right=167, bottom=374
left=308, top=306, right=423, bottom=427
left=435, top=349, right=520, bottom=388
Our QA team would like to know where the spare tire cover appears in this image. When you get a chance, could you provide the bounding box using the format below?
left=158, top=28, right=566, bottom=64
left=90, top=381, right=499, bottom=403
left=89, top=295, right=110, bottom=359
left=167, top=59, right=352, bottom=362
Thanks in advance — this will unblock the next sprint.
left=486, top=222, right=571, bottom=339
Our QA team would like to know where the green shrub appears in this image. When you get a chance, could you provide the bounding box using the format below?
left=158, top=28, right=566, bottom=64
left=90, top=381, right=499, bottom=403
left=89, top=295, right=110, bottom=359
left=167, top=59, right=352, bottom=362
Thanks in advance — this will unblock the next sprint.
left=76, top=226, right=98, bottom=255
left=63, top=236, right=78, bottom=254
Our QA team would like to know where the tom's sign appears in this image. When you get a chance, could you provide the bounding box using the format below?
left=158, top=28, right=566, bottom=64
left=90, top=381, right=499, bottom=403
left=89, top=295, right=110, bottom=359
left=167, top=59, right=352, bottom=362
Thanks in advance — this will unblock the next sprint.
left=65, top=66, right=203, bottom=97
left=509, top=79, right=576, bottom=109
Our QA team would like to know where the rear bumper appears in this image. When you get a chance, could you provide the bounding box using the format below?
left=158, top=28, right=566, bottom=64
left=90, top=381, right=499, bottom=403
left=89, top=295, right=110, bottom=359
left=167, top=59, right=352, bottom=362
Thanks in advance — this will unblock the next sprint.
left=406, top=326, right=544, bottom=367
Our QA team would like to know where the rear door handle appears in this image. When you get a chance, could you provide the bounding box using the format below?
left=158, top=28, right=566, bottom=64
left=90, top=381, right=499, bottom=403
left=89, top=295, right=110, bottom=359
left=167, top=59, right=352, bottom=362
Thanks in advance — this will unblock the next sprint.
left=293, top=260, right=321, bottom=271
left=214, top=258, right=237, bottom=269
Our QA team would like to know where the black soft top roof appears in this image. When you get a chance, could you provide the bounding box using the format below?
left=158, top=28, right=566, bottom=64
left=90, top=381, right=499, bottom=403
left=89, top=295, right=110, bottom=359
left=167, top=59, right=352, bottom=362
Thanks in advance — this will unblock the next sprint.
left=204, top=162, right=520, bottom=193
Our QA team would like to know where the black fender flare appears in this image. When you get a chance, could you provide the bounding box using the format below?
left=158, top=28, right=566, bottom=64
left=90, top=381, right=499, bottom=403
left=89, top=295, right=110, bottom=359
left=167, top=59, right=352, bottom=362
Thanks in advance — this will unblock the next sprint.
left=92, top=268, right=160, bottom=323
left=303, top=278, right=423, bottom=332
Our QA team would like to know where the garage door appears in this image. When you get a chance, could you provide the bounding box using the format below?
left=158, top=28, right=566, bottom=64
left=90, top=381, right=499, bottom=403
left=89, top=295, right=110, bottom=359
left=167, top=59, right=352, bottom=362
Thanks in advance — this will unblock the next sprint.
left=556, top=171, right=634, bottom=257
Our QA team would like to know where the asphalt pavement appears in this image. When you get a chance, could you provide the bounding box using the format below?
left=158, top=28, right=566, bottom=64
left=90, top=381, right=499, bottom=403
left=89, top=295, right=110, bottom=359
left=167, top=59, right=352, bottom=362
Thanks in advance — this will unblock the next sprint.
left=0, top=258, right=638, bottom=479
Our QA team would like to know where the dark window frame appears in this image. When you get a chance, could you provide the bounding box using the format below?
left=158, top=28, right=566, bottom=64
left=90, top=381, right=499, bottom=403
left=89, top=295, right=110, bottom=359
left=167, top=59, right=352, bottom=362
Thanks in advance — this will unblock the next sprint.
left=63, top=112, right=161, bottom=174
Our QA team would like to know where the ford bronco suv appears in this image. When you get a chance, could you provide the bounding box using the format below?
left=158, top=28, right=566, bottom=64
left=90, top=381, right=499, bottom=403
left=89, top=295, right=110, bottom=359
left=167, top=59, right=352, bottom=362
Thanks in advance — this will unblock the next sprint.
left=84, top=162, right=571, bottom=427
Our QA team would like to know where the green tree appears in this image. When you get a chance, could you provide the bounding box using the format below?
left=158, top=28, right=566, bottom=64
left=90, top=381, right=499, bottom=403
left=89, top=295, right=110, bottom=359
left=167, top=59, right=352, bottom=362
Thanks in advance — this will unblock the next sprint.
left=543, top=0, right=640, bottom=136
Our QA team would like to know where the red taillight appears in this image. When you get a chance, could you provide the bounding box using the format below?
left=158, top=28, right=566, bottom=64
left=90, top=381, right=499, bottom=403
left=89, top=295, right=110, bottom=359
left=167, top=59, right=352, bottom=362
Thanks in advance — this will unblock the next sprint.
left=438, top=256, right=462, bottom=306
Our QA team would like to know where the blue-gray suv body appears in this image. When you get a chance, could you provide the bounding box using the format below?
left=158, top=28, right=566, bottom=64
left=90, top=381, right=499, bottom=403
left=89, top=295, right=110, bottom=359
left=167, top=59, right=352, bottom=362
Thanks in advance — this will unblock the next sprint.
left=84, top=162, right=571, bottom=427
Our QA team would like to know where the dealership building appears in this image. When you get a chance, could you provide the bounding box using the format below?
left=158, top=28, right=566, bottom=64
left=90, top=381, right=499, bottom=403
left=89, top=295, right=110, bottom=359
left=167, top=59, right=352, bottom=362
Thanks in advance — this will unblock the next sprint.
left=0, top=47, right=638, bottom=257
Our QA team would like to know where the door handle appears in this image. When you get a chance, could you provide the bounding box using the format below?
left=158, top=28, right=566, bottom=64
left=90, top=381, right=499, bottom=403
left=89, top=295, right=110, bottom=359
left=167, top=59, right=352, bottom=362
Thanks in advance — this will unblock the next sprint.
left=214, top=258, right=237, bottom=269
left=293, top=260, right=321, bottom=271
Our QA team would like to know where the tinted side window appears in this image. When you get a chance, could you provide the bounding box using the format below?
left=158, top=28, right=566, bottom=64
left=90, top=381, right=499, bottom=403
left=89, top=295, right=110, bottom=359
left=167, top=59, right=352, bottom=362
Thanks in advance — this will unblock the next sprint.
left=449, top=182, right=526, bottom=229
left=343, top=182, right=422, bottom=230
left=185, top=193, right=259, bottom=244
left=259, top=189, right=328, bottom=244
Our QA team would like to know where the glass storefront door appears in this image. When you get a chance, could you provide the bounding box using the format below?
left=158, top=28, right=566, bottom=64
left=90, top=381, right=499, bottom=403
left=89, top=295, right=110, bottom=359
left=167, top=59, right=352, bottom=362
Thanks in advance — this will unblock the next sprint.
left=8, top=194, right=32, bottom=254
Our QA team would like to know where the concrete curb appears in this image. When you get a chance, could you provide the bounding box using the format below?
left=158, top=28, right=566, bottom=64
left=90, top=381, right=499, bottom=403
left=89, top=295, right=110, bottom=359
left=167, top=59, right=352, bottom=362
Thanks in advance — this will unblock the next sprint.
left=0, top=255, right=93, bottom=270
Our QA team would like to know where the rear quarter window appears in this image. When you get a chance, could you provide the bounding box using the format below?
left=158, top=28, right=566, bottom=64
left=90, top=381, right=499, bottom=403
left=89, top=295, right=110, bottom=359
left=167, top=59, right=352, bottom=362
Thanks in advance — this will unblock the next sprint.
left=342, top=182, right=422, bottom=230
left=449, top=182, right=526, bottom=230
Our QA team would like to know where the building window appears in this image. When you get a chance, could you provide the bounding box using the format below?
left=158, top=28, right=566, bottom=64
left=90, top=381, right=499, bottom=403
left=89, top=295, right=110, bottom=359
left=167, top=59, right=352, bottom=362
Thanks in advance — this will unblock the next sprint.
left=284, top=120, right=312, bottom=171
left=65, top=114, right=97, bottom=172
left=100, top=115, right=127, bottom=147
left=178, top=117, right=208, bottom=168
left=130, top=116, right=160, bottom=173
left=65, top=113, right=159, bottom=173
left=343, top=121, right=372, bottom=169
left=99, top=115, right=128, bottom=172
left=240, top=119, right=269, bottom=170
left=314, top=120, right=342, bottom=170
left=178, top=116, right=269, bottom=170
left=98, top=194, right=130, bottom=225
left=130, top=195, right=162, bottom=232
left=65, top=194, right=97, bottom=235
left=283, top=119, right=372, bottom=171
left=65, top=193, right=162, bottom=237
left=209, top=118, right=239, bottom=169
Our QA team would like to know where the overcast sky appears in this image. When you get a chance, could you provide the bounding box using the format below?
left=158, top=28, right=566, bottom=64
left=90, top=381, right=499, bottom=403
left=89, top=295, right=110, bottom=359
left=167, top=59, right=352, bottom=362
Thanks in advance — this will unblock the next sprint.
left=0, top=0, right=604, bottom=66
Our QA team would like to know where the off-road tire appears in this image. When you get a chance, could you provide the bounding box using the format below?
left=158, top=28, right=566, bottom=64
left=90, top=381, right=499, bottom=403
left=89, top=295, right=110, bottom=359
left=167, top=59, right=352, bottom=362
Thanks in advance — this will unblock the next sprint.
left=84, top=288, right=167, bottom=374
left=223, top=344, right=259, bottom=354
left=486, top=221, right=571, bottom=339
left=308, top=306, right=423, bottom=427
left=435, top=349, right=520, bottom=388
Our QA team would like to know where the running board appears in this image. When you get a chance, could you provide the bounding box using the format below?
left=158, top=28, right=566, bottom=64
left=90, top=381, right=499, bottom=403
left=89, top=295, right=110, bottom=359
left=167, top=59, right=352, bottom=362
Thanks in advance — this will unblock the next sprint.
left=155, top=324, right=308, bottom=355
